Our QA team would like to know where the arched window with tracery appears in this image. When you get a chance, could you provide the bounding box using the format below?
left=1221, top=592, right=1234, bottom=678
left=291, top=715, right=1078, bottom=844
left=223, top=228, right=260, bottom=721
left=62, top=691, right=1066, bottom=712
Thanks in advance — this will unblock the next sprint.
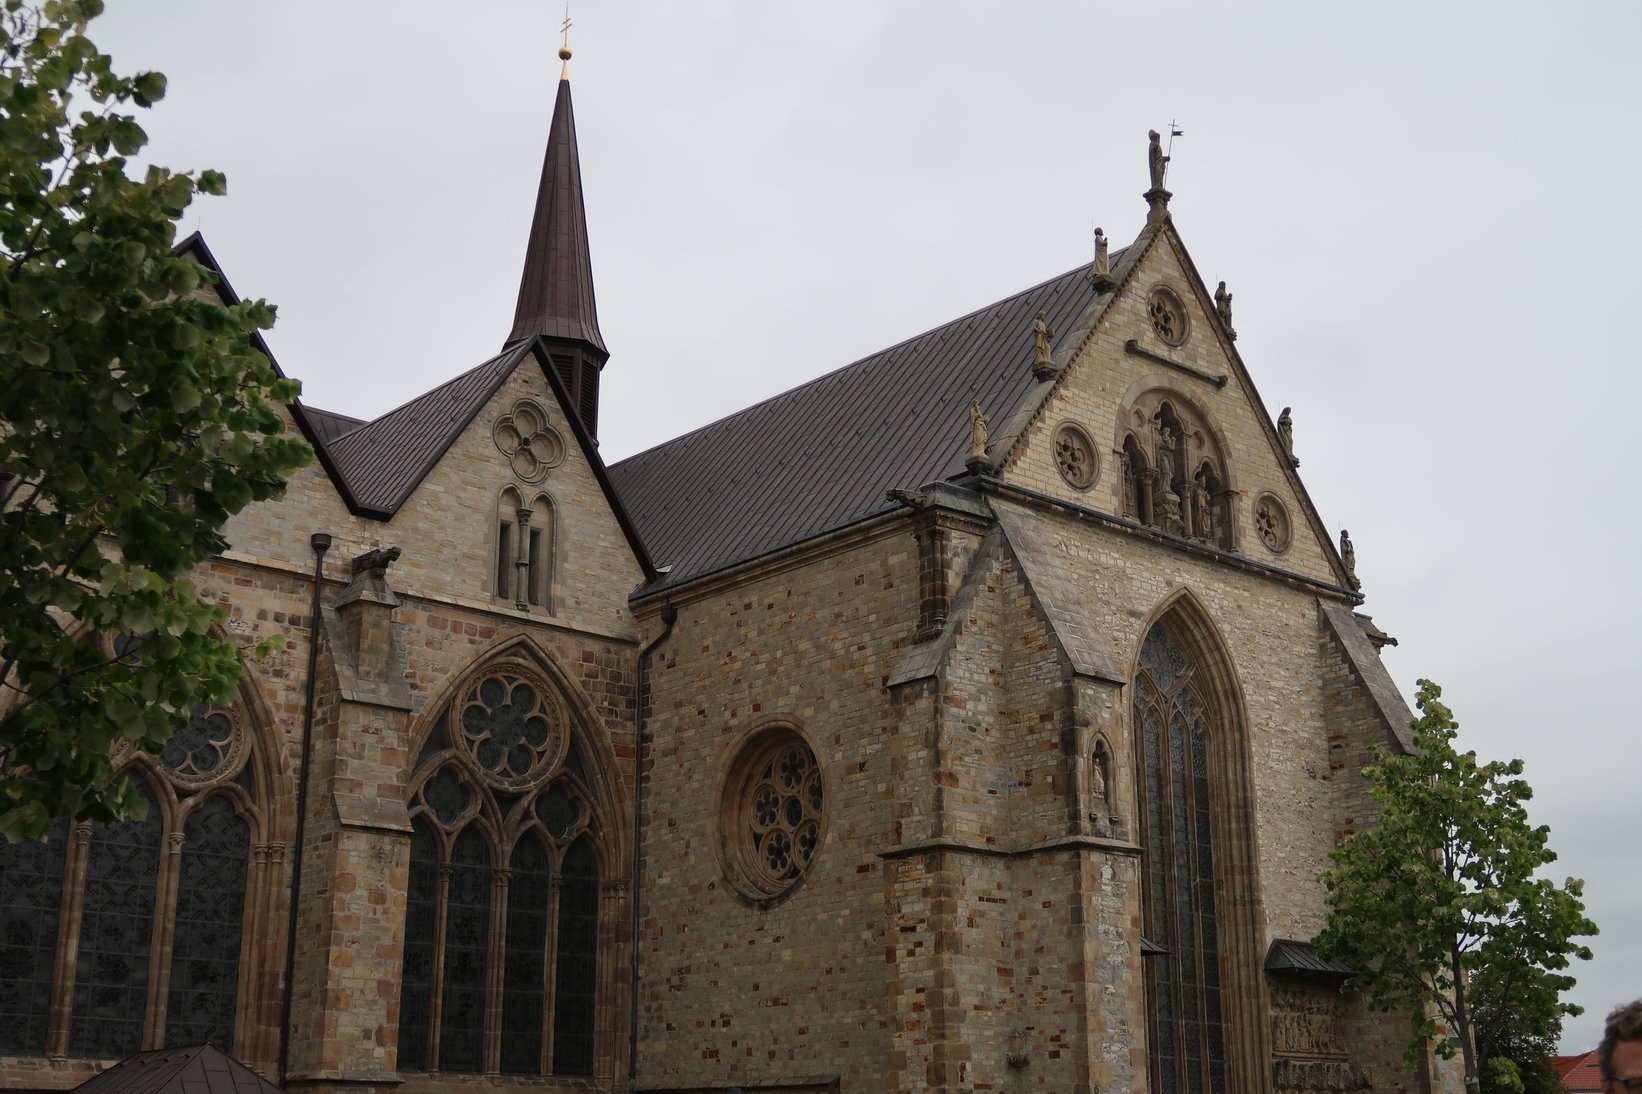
left=0, top=703, right=268, bottom=1061
left=1116, top=389, right=1235, bottom=549
left=398, top=661, right=607, bottom=1078
left=1133, top=621, right=1226, bottom=1093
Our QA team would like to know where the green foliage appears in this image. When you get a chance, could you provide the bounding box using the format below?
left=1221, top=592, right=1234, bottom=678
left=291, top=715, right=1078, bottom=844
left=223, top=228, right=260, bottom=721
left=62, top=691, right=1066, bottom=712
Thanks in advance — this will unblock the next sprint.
left=1316, top=680, right=1595, bottom=1089
left=0, top=0, right=310, bottom=838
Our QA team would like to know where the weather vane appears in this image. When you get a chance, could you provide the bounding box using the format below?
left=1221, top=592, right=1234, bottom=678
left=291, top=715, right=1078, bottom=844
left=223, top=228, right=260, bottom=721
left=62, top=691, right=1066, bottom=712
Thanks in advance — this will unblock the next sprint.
left=1166, top=120, right=1183, bottom=159
left=561, top=2, right=573, bottom=48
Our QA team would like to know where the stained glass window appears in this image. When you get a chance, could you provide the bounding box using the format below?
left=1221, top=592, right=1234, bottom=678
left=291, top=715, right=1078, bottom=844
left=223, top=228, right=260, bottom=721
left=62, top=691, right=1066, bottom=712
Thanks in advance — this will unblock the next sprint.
left=70, top=777, right=162, bottom=1059
left=1134, top=624, right=1225, bottom=1093
left=552, top=839, right=599, bottom=1077
left=166, top=795, right=249, bottom=1048
left=402, top=664, right=603, bottom=1077
left=0, top=815, right=69, bottom=1055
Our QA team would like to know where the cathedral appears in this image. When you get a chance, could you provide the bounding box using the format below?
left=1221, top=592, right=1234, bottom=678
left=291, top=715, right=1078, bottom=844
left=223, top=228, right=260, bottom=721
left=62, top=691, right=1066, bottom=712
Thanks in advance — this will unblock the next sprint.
left=0, top=48, right=1458, bottom=1094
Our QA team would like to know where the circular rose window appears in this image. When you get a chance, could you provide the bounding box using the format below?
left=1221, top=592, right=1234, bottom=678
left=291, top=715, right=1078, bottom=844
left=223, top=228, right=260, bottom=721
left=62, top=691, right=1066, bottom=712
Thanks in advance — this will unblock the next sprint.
left=1053, top=422, right=1099, bottom=491
left=720, top=726, right=826, bottom=903
left=1254, top=492, right=1292, bottom=554
left=451, top=669, right=567, bottom=791
left=1147, top=285, right=1189, bottom=347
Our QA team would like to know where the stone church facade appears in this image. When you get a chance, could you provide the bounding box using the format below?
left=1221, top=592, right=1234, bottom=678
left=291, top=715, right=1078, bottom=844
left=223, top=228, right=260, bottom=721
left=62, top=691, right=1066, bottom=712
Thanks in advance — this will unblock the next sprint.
left=0, top=62, right=1457, bottom=1094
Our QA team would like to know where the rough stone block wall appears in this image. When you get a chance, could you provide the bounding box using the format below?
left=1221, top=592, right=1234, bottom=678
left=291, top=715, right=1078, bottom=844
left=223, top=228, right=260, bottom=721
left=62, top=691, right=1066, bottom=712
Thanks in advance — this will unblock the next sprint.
left=635, top=528, right=919, bottom=1091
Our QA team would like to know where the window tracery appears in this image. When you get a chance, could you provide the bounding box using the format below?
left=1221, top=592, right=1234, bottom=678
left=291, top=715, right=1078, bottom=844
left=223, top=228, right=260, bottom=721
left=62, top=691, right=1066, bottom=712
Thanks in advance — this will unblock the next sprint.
left=1053, top=422, right=1099, bottom=491
left=0, top=705, right=264, bottom=1061
left=399, top=662, right=604, bottom=1078
left=1134, top=622, right=1227, bottom=1093
left=1118, top=390, right=1235, bottom=550
left=719, top=725, right=826, bottom=904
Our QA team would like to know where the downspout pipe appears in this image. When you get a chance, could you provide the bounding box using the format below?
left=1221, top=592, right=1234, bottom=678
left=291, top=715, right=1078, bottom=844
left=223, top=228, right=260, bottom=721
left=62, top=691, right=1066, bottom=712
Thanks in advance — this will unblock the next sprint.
left=629, top=601, right=677, bottom=1085
left=280, top=532, right=330, bottom=1083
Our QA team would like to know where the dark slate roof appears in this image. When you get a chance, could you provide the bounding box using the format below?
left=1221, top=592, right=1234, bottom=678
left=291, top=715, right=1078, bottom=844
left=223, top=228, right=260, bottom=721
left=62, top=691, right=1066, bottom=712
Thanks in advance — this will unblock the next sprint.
left=1264, top=938, right=1353, bottom=977
left=299, top=404, right=364, bottom=446
left=71, top=1044, right=281, bottom=1094
left=507, top=75, right=605, bottom=353
left=324, top=343, right=530, bottom=517
left=609, top=258, right=1119, bottom=590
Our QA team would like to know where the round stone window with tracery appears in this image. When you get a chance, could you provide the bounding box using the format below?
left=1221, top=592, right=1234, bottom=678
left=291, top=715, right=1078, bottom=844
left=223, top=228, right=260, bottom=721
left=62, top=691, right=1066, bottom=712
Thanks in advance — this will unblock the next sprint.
left=451, top=670, right=567, bottom=791
left=1254, top=492, right=1292, bottom=554
left=492, top=400, right=564, bottom=484
left=1147, top=285, right=1189, bottom=347
left=1053, top=422, right=1099, bottom=491
left=158, top=707, right=248, bottom=789
left=721, top=727, right=826, bottom=903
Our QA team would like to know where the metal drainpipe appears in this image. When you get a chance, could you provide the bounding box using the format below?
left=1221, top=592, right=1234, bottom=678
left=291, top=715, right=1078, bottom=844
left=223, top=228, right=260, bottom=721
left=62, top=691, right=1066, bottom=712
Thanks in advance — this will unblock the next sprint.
left=280, top=532, right=330, bottom=1084
left=629, top=601, right=677, bottom=1085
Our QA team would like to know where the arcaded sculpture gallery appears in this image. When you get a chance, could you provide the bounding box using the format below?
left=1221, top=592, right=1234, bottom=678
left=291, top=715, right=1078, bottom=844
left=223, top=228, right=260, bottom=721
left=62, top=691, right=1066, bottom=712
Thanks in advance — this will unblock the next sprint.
left=0, top=49, right=1459, bottom=1094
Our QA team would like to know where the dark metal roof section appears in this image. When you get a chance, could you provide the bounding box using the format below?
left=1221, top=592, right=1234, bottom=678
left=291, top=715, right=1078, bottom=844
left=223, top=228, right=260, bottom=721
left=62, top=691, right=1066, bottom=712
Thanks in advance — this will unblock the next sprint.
left=610, top=261, right=1112, bottom=591
left=70, top=1044, right=281, bottom=1094
left=507, top=75, right=605, bottom=354
left=1264, top=938, right=1354, bottom=978
left=325, top=343, right=531, bottom=517
left=299, top=405, right=365, bottom=446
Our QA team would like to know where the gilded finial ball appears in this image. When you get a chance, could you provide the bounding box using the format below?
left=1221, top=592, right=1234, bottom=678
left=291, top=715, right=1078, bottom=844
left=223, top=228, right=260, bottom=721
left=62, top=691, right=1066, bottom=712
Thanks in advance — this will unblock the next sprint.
left=559, top=45, right=572, bottom=61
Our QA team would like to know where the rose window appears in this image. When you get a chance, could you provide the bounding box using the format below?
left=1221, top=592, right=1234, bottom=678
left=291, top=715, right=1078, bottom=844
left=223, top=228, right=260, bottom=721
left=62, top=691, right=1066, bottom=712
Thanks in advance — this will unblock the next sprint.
left=1147, top=286, right=1189, bottom=347
left=721, top=728, right=826, bottom=902
left=453, top=671, right=565, bottom=790
left=1254, top=493, right=1292, bottom=553
left=158, top=707, right=247, bottom=787
left=1053, top=423, right=1099, bottom=491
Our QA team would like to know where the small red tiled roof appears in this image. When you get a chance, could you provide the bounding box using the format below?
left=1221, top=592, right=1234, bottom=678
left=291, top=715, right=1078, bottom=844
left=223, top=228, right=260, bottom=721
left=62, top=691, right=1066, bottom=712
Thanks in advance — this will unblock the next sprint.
left=1558, top=1048, right=1603, bottom=1092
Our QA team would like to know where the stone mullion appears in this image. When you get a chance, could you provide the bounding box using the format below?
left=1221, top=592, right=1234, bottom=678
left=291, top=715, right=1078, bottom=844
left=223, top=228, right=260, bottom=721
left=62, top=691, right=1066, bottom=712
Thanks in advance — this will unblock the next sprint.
left=542, top=872, right=563, bottom=1074
left=143, top=828, right=187, bottom=1049
left=428, top=860, right=454, bottom=1073
left=595, top=877, right=628, bottom=1082
left=513, top=506, right=534, bottom=610
left=241, top=840, right=280, bottom=1069
left=45, top=823, right=93, bottom=1060
left=484, top=865, right=511, bottom=1076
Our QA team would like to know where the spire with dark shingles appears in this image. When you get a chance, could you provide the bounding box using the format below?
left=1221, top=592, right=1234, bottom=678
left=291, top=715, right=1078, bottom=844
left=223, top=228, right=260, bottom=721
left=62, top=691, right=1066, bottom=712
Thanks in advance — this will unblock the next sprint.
left=507, top=63, right=605, bottom=354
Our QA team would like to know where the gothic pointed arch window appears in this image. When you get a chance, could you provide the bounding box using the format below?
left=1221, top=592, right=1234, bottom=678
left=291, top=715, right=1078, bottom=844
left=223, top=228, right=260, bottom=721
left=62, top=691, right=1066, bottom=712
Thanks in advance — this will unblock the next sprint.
left=399, top=661, right=607, bottom=1078
left=0, top=704, right=268, bottom=1061
left=1133, top=621, right=1227, bottom=1093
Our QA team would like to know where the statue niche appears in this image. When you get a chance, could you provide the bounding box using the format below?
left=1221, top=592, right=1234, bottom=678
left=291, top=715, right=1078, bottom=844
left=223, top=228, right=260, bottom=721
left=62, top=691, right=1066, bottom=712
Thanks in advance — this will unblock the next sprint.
left=1117, top=391, right=1234, bottom=550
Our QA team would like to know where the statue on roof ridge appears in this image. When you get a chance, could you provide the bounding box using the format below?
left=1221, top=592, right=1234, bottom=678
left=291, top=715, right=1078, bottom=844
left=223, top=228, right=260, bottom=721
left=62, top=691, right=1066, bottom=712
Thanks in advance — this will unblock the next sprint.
left=1031, top=311, right=1056, bottom=380
left=1148, top=129, right=1170, bottom=190
left=1277, top=407, right=1299, bottom=468
left=1092, top=227, right=1113, bottom=291
left=1215, top=280, right=1236, bottom=341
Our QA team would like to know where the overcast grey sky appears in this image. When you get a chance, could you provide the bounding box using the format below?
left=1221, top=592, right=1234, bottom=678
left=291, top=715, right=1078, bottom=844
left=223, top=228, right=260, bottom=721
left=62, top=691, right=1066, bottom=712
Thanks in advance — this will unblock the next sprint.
left=93, top=0, right=1640, bottom=1052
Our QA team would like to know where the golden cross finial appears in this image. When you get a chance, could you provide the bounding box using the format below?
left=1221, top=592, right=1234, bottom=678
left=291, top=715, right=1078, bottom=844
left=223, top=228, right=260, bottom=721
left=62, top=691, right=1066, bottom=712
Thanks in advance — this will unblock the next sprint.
left=558, top=1, right=573, bottom=78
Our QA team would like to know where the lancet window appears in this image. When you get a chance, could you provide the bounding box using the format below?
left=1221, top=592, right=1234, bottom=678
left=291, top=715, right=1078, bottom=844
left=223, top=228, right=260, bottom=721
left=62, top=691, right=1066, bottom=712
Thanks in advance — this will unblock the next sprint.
left=398, top=662, right=604, bottom=1077
left=1133, top=623, right=1227, bottom=1093
left=0, top=705, right=266, bottom=1061
left=493, top=487, right=556, bottom=610
left=1117, top=391, right=1234, bottom=550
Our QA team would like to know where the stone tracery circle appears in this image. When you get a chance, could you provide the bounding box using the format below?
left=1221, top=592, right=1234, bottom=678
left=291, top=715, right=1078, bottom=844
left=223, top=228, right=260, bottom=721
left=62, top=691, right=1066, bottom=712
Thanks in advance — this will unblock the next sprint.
left=720, top=726, right=826, bottom=903
left=158, top=706, right=250, bottom=789
left=1147, top=285, right=1189, bottom=347
left=1052, top=422, right=1099, bottom=491
left=1254, top=492, right=1292, bottom=554
left=450, top=668, right=567, bottom=791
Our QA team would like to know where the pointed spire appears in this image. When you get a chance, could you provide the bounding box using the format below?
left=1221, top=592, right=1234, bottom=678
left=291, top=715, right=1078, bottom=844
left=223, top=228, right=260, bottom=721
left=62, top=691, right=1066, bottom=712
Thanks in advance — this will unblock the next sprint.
left=506, top=55, right=606, bottom=355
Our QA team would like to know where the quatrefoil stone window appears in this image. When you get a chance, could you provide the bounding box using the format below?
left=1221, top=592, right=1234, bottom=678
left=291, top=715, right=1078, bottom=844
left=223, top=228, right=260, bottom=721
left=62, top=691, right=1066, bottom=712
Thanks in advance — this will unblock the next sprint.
left=492, top=400, right=564, bottom=483
left=1053, top=422, right=1099, bottom=491
left=721, top=727, right=826, bottom=903
left=1147, top=285, right=1189, bottom=347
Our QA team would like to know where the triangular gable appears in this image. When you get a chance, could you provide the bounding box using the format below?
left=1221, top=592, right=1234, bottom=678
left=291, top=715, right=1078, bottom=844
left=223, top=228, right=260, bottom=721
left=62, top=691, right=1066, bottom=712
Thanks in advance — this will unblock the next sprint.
left=993, top=215, right=1357, bottom=594
left=322, top=339, right=655, bottom=579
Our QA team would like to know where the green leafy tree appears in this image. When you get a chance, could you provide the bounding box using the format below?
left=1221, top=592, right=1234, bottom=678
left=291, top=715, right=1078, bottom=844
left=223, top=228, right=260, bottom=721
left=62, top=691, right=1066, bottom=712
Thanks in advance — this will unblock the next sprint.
left=1316, top=680, right=1595, bottom=1092
left=0, top=0, right=310, bottom=839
